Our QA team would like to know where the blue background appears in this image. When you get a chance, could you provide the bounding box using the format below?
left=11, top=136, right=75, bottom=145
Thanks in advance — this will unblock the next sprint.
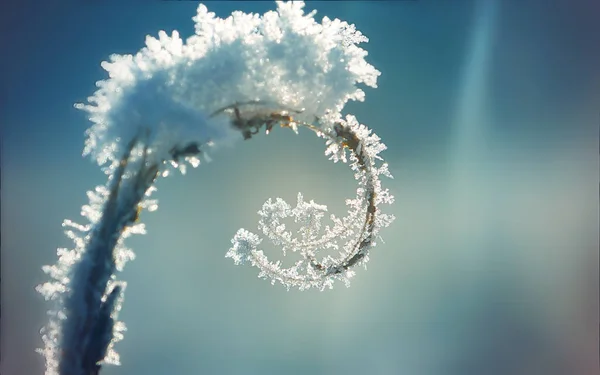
left=1, top=1, right=598, bottom=374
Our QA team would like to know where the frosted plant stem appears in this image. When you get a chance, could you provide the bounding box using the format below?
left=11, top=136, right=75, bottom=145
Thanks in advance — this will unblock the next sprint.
left=39, top=135, right=159, bottom=375
left=38, top=2, right=396, bottom=371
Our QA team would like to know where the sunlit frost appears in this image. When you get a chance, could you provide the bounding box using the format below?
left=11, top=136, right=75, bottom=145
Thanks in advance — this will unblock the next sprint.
left=77, top=1, right=379, bottom=176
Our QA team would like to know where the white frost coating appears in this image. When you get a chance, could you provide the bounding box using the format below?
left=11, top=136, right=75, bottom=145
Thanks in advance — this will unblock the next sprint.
left=37, top=140, right=160, bottom=375
left=226, top=115, right=395, bottom=291
left=39, top=2, right=392, bottom=374
left=77, top=1, right=380, bottom=175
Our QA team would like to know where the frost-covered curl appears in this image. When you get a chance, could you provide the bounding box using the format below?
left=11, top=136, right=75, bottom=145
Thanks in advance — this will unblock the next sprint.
left=226, top=115, right=395, bottom=290
left=77, top=1, right=380, bottom=176
left=39, top=2, right=392, bottom=374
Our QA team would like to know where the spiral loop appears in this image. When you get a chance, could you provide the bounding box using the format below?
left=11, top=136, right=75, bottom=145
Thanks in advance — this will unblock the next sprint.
left=218, top=102, right=395, bottom=290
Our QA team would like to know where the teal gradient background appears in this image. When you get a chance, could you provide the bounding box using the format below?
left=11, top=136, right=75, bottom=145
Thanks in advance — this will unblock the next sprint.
left=1, top=1, right=598, bottom=374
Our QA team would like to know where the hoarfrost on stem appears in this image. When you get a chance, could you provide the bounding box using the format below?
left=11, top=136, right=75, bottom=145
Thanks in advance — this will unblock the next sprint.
left=76, top=0, right=380, bottom=176
left=37, top=137, right=161, bottom=375
left=38, top=1, right=394, bottom=374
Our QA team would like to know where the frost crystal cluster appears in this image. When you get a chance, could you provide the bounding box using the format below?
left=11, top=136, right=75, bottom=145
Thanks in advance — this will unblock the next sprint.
left=76, top=0, right=379, bottom=176
left=226, top=115, right=395, bottom=290
left=37, top=2, right=394, bottom=375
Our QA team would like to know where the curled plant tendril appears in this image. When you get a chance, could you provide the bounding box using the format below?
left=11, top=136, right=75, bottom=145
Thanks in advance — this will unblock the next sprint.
left=221, top=103, right=395, bottom=291
left=38, top=3, right=395, bottom=372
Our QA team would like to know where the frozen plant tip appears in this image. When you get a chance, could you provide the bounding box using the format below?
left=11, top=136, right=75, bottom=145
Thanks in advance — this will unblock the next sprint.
left=225, top=113, right=395, bottom=291
left=38, top=1, right=394, bottom=374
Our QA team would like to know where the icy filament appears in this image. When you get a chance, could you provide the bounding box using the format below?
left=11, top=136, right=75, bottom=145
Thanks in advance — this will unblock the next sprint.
left=226, top=114, right=395, bottom=291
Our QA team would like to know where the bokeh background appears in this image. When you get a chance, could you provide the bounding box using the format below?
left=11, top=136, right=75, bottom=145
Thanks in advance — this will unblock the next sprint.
left=1, top=1, right=598, bottom=374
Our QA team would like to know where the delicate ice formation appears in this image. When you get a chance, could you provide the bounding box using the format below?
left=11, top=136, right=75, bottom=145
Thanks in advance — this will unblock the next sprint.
left=76, top=1, right=380, bottom=176
left=38, top=2, right=393, bottom=374
left=226, top=115, right=395, bottom=290
left=37, top=138, right=159, bottom=374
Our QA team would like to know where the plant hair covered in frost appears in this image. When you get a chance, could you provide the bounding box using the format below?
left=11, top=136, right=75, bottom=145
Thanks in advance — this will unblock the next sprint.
left=37, top=2, right=394, bottom=375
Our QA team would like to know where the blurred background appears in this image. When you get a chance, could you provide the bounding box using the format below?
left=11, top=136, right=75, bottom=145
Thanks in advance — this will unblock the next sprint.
left=1, top=1, right=598, bottom=374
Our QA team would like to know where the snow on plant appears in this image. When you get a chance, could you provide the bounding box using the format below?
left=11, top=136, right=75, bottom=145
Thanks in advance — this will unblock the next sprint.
left=36, top=2, right=394, bottom=374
